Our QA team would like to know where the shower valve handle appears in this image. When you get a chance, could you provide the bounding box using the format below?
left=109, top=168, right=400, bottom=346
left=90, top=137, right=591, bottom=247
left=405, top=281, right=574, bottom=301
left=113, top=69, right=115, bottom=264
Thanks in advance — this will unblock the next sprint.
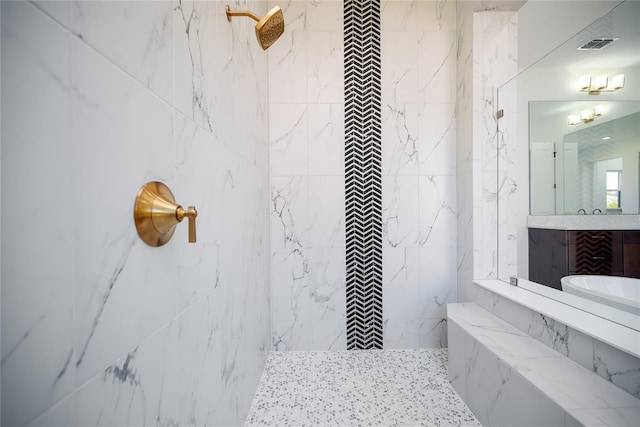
left=177, top=206, right=198, bottom=243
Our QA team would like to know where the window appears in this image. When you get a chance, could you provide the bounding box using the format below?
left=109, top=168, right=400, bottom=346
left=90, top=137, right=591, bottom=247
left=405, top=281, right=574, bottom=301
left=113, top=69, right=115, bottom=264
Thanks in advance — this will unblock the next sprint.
left=606, top=170, right=621, bottom=208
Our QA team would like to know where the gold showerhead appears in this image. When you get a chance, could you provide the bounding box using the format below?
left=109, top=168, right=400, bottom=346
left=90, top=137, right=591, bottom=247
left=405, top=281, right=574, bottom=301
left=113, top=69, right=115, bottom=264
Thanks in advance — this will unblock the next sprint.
left=225, top=5, right=284, bottom=51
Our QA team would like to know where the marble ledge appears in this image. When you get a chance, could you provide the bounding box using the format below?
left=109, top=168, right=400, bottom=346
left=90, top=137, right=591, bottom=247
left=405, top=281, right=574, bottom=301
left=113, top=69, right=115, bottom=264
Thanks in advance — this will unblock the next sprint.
left=527, top=214, right=640, bottom=231
left=448, top=303, right=640, bottom=426
left=473, top=280, right=640, bottom=359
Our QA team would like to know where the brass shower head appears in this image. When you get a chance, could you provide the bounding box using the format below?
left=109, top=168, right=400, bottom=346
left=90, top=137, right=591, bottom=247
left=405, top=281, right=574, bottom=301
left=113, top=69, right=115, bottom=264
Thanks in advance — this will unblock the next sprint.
left=225, top=5, right=284, bottom=51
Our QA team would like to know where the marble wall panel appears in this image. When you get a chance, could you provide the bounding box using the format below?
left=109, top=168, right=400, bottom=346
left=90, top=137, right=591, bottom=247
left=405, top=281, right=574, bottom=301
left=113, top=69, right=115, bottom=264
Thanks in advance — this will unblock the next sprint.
left=381, top=0, right=457, bottom=349
left=1, top=3, right=74, bottom=425
left=1, top=1, right=271, bottom=425
left=268, top=0, right=346, bottom=350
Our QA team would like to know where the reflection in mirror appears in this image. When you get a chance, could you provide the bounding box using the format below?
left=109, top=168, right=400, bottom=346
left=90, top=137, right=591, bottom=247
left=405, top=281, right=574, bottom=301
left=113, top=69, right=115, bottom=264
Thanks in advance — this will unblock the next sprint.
left=496, top=0, right=640, bottom=332
left=529, top=102, right=640, bottom=215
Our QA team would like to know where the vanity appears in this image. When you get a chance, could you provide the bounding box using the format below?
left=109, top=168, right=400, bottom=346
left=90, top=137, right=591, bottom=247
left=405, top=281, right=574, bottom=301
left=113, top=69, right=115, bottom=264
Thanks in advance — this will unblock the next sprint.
left=528, top=215, right=640, bottom=290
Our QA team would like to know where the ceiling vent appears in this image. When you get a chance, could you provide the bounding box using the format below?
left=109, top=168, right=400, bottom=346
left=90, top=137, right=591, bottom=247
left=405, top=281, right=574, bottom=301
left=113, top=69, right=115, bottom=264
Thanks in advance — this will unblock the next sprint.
left=577, top=38, right=619, bottom=50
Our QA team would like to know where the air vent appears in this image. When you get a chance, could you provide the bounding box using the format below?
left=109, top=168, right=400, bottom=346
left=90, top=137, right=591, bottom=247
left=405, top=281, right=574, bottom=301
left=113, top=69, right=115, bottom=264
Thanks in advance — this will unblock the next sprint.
left=577, top=38, right=618, bottom=50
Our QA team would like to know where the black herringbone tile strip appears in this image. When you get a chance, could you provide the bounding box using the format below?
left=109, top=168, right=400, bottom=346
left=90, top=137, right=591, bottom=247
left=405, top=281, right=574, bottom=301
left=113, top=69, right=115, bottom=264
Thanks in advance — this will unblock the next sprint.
left=344, top=0, right=383, bottom=350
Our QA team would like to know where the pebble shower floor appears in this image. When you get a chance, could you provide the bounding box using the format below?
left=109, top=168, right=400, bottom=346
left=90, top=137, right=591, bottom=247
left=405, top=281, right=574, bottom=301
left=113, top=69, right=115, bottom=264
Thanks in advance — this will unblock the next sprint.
left=245, top=349, right=481, bottom=426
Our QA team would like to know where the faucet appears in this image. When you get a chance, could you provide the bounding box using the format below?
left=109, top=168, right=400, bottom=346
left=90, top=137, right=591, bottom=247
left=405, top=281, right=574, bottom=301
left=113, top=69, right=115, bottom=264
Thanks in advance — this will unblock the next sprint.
left=592, top=208, right=602, bottom=214
left=578, top=209, right=586, bottom=214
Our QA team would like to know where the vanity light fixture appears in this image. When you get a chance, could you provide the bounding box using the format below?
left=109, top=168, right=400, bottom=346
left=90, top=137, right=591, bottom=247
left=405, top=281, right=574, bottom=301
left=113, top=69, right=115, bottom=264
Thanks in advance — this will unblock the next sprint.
left=579, top=74, right=625, bottom=94
left=568, top=104, right=604, bottom=125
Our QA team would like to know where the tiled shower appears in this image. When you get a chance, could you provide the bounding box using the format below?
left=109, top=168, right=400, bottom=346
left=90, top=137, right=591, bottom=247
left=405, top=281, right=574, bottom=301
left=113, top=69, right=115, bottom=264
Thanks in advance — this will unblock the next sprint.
left=1, top=0, right=607, bottom=426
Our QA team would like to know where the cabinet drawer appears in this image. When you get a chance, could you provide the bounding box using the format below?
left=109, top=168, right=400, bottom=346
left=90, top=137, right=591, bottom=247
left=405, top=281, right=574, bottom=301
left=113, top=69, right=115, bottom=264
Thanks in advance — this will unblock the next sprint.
left=568, top=243, right=623, bottom=274
left=568, top=230, right=622, bottom=244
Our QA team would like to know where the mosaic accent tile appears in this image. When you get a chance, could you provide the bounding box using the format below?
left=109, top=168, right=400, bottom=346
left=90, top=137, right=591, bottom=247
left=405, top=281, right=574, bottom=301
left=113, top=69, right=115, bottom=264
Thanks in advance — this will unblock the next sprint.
left=344, top=0, right=384, bottom=350
left=245, top=349, right=480, bottom=426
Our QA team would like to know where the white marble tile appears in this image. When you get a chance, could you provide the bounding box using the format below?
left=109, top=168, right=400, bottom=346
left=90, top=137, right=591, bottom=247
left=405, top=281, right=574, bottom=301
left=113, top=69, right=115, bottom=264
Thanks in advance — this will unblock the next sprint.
left=215, top=0, right=269, bottom=165
left=308, top=176, right=345, bottom=248
left=526, top=356, right=640, bottom=410
left=527, top=313, right=570, bottom=357
left=246, top=349, right=480, bottom=426
left=27, top=394, right=75, bottom=427
left=71, top=0, right=173, bottom=103
left=418, top=0, right=456, bottom=32
left=460, top=325, right=568, bottom=427
left=174, top=114, right=251, bottom=309
left=75, top=331, right=170, bottom=426
left=305, top=247, right=346, bottom=321
left=451, top=302, right=640, bottom=427
left=71, top=37, right=177, bottom=384
left=568, top=407, right=640, bottom=427
left=272, top=247, right=345, bottom=324
left=306, top=0, right=343, bottom=31
left=419, top=175, right=457, bottom=246
left=270, top=0, right=307, bottom=33
left=419, top=318, right=449, bottom=348
left=76, top=295, right=247, bottom=426
left=381, top=0, right=418, bottom=32
left=270, top=246, right=310, bottom=321
left=34, top=0, right=70, bottom=27
left=268, top=29, right=308, bottom=104
left=382, top=103, right=419, bottom=176
left=174, top=0, right=218, bottom=133
left=383, top=248, right=421, bottom=319
left=270, top=176, right=310, bottom=251
left=383, top=175, right=420, bottom=248
left=270, top=104, right=308, bottom=176
left=447, top=318, right=467, bottom=391
left=307, top=31, right=343, bottom=103
left=418, top=31, right=456, bottom=103
left=272, top=320, right=347, bottom=351
left=419, top=246, right=457, bottom=319
left=381, top=31, right=418, bottom=104
left=593, top=340, right=640, bottom=399
left=418, top=102, right=456, bottom=176
left=384, top=319, right=421, bottom=349
left=1, top=3, right=74, bottom=426
left=307, top=103, right=345, bottom=176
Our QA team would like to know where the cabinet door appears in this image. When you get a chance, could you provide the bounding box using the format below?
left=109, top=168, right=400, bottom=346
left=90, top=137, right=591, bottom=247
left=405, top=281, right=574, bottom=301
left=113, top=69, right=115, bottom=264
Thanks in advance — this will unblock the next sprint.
left=623, top=231, right=640, bottom=278
left=568, top=231, right=623, bottom=275
left=529, top=229, right=568, bottom=290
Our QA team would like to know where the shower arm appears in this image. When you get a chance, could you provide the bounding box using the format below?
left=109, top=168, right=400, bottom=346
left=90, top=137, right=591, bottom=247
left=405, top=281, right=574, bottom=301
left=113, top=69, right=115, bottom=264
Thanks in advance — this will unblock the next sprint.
left=226, top=6, right=260, bottom=23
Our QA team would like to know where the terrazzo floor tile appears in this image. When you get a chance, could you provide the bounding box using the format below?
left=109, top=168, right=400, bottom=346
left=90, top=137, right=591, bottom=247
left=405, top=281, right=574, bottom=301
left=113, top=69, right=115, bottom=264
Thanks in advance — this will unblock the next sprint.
left=245, top=349, right=481, bottom=426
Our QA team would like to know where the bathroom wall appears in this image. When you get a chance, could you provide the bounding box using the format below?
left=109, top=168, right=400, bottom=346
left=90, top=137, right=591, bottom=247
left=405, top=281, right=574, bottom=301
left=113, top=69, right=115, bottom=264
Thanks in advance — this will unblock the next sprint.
left=268, top=0, right=459, bottom=350
left=268, top=0, right=347, bottom=350
left=380, top=0, right=458, bottom=348
left=1, top=1, right=270, bottom=426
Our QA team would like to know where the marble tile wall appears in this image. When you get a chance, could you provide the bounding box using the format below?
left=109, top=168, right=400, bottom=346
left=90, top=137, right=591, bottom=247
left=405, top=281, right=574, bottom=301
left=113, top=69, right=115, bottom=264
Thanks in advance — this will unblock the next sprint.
left=380, top=0, right=457, bottom=349
left=1, top=1, right=270, bottom=426
left=455, top=0, right=475, bottom=303
left=269, top=0, right=461, bottom=351
left=268, top=0, right=347, bottom=351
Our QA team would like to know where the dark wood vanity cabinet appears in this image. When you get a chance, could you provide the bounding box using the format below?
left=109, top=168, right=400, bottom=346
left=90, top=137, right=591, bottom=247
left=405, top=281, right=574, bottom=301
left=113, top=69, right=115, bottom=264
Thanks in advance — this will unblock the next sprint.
left=529, top=229, right=639, bottom=290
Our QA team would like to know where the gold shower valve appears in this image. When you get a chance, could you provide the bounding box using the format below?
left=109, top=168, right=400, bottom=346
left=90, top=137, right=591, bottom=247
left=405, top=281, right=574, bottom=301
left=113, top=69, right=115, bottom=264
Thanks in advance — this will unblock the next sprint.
left=134, top=181, right=198, bottom=247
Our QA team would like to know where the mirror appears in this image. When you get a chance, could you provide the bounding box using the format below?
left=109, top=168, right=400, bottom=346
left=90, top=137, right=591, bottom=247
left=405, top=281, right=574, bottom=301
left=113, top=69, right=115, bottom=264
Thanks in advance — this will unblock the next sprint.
left=496, top=0, right=640, bottom=331
left=530, top=102, right=640, bottom=215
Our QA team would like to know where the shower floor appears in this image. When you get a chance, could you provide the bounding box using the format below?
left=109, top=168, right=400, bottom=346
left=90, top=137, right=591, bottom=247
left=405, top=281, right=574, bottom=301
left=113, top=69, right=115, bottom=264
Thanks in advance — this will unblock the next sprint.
left=244, top=348, right=481, bottom=426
